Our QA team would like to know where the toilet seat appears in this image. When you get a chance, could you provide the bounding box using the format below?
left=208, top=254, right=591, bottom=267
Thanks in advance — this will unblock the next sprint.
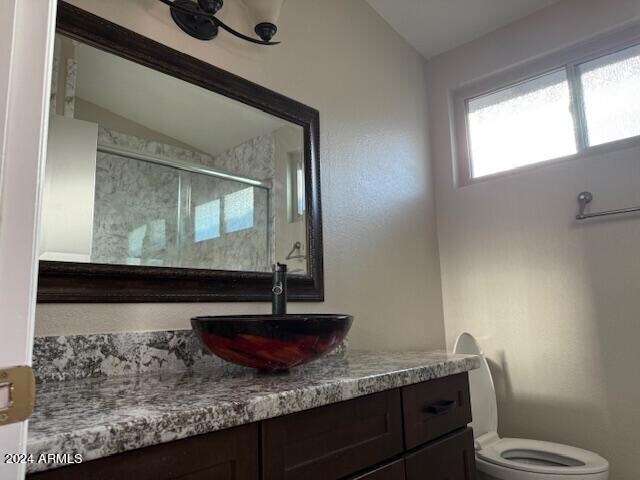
left=477, top=437, right=609, bottom=476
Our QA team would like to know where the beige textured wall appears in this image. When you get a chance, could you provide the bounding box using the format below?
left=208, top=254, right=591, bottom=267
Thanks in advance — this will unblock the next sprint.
left=427, top=0, right=640, bottom=478
left=35, top=0, right=445, bottom=351
left=74, top=98, right=196, bottom=150
left=273, top=126, right=307, bottom=273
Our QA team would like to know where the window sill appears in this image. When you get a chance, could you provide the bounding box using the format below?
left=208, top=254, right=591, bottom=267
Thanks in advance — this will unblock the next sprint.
left=457, top=133, right=640, bottom=188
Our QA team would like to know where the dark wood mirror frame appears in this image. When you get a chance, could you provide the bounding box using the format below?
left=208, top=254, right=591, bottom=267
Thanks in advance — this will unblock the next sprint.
left=37, top=1, right=324, bottom=303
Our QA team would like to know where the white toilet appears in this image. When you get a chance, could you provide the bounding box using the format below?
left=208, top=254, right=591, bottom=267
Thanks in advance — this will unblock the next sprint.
left=453, top=333, right=609, bottom=480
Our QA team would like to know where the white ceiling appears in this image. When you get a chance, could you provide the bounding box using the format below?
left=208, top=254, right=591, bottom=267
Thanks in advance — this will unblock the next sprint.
left=366, top=0, right=562, bottom=59
left=74, top=40, right=289, bottom=157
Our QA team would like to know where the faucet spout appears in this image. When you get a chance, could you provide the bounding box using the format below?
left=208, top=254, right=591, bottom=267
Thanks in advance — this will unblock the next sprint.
left=272, top=263, right=287, bottom=316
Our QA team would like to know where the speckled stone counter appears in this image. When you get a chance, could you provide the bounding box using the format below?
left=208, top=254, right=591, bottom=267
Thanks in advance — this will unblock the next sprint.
left=26, top=350, right=479, bottom=473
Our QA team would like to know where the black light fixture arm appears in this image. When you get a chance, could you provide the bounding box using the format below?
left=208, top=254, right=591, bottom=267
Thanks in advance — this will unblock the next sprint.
left=215, top=14, right=279, bottom=45
left=157, top=0, right=280, bottom=45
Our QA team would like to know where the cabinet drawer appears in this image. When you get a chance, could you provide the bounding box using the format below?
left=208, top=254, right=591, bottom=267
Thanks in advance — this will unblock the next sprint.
left=405, top=428, right=477, bottom=480
left=402, top=373, right=472, bottom=449
left=262, top=389, right=403, bottom=480
left=350, top=459, right=405, bottom=480
left=26, top=424, right=258, bottom=480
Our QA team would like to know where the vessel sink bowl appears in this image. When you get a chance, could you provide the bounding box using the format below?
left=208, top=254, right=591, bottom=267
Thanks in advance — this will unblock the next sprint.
left=191, top=314, right=353, bottom=372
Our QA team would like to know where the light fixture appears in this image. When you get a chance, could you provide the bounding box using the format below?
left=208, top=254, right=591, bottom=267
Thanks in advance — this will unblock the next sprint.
left=240, top=0, right=285, bottom=43
left=158, top=0, right=284, bottom=45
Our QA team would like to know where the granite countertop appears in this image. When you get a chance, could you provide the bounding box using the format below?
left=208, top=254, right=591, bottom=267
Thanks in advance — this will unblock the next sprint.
left=27, top=350, right=479, bottom=473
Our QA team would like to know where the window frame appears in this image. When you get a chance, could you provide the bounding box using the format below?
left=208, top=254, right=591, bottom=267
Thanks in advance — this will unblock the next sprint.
left=453, top=21, right=640, bottom=187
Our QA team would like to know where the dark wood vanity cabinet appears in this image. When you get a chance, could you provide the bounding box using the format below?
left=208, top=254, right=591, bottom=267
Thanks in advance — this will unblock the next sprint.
left=402, top=373, right=473, bottom=449
left=405, top=428, right=476, bottom=480
left=262, top=389, right=404, bottom=480
left=27, top=423, right=259, bottom=480
left=350, top=459, right=406, bottom=480
left=28, top=373, right=476, bottom=480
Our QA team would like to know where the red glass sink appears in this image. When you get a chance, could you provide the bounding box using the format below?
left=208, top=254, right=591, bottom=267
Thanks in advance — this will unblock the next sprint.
left=191, top=314, right=353, bottom=372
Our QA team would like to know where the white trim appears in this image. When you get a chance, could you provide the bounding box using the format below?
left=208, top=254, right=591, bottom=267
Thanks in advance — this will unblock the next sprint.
left=0, top=0, right=16, bottom=191
left=460, top=135, right=640, bottom=188
left=0, top=1, right=57, bottom=478
left=0, top=5, right=19, bottom=477
left=452, top=20, right=640, bottom=187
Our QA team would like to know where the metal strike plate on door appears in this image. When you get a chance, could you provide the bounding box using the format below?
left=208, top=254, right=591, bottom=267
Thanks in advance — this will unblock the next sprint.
left=0, top=366, right=35, bottom=426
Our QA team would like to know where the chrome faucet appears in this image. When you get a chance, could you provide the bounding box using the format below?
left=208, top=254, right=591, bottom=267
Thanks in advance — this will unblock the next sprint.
left=272, top=263, right=287, bottom=315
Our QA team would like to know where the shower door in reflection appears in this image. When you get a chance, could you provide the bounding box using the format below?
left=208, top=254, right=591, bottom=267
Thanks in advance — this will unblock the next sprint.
left=180, top=170, right=271, bottom=272
left=90, top=149, right=271, bottom=272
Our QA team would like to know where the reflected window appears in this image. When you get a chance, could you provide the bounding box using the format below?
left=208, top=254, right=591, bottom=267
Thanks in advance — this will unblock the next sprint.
left=288, top=151, right=305, bottom=222
left=128, top=224, right=147, bottom=258
left=224, top=188, right=254, bottom=233
left=148, top=219, right=167, bottom=251
left=127, top=221, right=167, bottom=264
left=296, top=161, right=305, bottom=216
left=195, top=199, right=221, bottom=242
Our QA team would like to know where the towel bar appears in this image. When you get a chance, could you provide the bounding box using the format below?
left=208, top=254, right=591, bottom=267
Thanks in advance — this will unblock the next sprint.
left=576, top=191, right=640, bottom=220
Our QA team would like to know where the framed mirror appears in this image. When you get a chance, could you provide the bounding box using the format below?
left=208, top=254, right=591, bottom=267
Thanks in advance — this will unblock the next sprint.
left=37, top=2, right=323, bottom=303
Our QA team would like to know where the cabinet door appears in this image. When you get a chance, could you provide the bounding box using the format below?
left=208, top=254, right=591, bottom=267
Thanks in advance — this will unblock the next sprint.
left=262, top=389, right=404, bottom=480
left=27, top=424, right=258, bottom=480
left=402, top=373, right=472, bottom=449
left=405, top=428, right=477, bottom=480
left=350, top=459, right=405, bottom=480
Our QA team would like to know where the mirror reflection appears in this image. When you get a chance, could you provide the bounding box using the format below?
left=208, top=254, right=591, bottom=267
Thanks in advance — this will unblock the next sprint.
left=41, top=34, right=308, bottom=274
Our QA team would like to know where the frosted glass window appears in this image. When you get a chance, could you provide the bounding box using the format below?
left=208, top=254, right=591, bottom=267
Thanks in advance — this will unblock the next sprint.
left=224, top=188, right=254, bottom=233
left=579, top=43, right=640, bottom=146
left=467, top=70, right=577, bottom=178
left=195, top=199, right=221, bottom=242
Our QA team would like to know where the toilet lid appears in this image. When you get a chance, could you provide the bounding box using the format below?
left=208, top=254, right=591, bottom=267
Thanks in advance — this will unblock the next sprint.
left=453, top=332, right=498, bottom=439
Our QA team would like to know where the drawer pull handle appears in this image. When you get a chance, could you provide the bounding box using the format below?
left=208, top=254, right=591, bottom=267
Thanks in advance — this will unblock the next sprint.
left=424, top=400, right=455, bottom=415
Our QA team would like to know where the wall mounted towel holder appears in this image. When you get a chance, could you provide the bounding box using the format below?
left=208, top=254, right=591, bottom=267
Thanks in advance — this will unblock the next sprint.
left=286, top=241, right=306, bottom=260
left=576, top=191, right=640, bottom=220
